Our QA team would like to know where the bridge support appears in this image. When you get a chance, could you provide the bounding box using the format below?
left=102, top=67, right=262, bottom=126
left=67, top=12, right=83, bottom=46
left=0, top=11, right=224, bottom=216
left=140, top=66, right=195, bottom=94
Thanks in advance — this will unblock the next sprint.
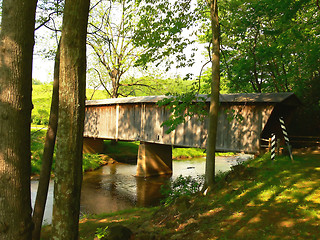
left=136, top=142, right=172, bottom=177
left=83, top=137, right=104, bottom=154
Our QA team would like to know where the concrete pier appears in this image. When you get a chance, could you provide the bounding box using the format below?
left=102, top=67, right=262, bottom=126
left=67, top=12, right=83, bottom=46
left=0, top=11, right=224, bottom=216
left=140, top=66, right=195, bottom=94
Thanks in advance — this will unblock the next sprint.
left=83, top=137, right=104, bottom=154
left=136, top=142, right=172, bottom=177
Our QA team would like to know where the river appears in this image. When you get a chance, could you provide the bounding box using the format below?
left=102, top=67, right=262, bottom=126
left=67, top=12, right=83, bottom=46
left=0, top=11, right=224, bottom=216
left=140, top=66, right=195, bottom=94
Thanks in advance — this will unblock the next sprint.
left=31, top=155, right=252, bottom=225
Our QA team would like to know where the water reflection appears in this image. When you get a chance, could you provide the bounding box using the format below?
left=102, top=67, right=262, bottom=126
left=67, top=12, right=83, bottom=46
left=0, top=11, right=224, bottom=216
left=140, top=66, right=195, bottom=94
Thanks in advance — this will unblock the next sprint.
left=80, top=156, right=242, bottom=214
left=31, top=155, right=251, bottom=224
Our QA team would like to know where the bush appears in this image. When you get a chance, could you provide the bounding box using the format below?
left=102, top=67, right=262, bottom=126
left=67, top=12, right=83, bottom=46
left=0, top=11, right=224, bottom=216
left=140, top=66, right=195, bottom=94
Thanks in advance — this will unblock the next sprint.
left=161, top=175, right=204, bottom=206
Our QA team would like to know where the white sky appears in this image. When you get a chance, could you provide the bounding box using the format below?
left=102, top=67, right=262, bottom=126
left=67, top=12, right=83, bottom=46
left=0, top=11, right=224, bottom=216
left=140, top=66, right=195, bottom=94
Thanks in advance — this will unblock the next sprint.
left=32, top=42, right=208, bottom=83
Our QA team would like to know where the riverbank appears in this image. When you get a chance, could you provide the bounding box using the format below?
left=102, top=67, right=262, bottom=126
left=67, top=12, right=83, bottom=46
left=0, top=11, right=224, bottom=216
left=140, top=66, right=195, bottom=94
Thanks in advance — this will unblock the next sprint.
left=40, top=153, right=320, bottom=239
left=31, top=129, right=107, bottom=176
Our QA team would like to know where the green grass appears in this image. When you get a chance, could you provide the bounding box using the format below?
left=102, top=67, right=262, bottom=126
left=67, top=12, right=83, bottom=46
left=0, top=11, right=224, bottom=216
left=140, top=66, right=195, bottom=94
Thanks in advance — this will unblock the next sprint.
left=32, top=83, right=109, bottom=125
left=172, top=147, right=205, bottom=159
left=31, top=129, right=105, bottom=175
left=40, top=153, right=320, bottom=240
left=31, top=129, right=48, bottom=174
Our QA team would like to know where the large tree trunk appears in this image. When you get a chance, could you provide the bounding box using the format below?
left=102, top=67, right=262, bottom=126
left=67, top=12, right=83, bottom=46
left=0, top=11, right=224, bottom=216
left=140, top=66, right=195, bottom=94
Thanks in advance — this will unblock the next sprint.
left=204, top=0, right=220, bottom=191
left=32, top=43, right=60, bottom=240
left=0, top=0, right=37, bottom=239
left=51, top=0, right=90, bottom=239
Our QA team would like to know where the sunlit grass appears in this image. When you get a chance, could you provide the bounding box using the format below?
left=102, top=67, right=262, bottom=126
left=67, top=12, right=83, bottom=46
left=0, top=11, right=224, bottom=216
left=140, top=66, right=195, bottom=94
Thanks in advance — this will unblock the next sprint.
left=38, top=149, right=320, bottom=240
left=75, top=154, right=320, bottom=239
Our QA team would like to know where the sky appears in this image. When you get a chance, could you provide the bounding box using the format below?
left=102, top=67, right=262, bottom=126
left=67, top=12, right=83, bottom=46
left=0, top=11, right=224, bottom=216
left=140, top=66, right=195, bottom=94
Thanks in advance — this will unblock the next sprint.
left=32, top=42, right=208, bottom=83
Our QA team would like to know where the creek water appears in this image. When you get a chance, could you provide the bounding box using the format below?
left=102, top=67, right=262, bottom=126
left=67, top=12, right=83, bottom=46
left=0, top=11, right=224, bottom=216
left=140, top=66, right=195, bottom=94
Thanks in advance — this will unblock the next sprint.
left=31, top=155, right=252, bottom=225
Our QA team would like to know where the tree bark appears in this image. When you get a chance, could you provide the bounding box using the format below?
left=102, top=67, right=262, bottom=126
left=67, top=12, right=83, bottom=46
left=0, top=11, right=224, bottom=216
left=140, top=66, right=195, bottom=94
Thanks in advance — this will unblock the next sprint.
left=32, top=42, right=60, bottom=240
left=51, top=0, right=90, bottom=239
left=204, top=0, right=220, bottom=191
left=0, top=0, right=37, bottom=239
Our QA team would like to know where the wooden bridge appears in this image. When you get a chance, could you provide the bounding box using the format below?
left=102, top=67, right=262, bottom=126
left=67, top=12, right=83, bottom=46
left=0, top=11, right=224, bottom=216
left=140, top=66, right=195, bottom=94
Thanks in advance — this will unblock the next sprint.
left=84, top=93, right=300, bottom=177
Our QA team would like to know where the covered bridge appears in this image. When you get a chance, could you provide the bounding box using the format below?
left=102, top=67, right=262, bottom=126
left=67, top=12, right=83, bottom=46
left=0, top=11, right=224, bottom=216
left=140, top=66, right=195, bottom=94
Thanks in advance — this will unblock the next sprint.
left=84, top=93, right=300, bottom=177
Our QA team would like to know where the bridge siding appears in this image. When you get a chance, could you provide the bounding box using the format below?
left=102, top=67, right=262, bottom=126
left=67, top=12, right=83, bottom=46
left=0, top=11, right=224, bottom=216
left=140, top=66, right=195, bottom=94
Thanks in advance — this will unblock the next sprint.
left=84, top=93, right=299, bottom=153
left=84, top=102, right=273, bottom=153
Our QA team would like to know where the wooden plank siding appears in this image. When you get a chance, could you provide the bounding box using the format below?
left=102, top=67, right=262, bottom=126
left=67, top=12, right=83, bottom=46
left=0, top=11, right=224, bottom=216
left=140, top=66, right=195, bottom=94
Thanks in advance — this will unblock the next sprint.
left=84, top=93, right=300, bottom=153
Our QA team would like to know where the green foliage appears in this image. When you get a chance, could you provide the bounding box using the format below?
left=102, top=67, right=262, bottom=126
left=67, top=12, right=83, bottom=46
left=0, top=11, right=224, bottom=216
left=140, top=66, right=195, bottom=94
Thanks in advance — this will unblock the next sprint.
left=95, top=226, right=109, bottom=239
left=87, top=0, right=202, bottom=98
left=83, top=154, right=104, bottom=172
left=161, top=175, right=204, bottom=206
left=32, top=78, right=43, bottom=85
left=157, top=92, right=208, bottom=133
left=212, top=0, right=320, bottom=94
left=30, top=129, right=104, bottom=175
left=133, top=0, right=200, bottom=69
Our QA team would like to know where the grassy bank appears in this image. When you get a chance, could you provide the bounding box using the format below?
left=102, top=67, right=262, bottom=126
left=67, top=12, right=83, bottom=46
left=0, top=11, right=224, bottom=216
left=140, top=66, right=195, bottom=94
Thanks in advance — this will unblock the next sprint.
left=31, top=129, right=105, bottom=175
left=103, top=140, right=209, bottom=162
left=32, top=83, right=109, bottom=125
left=41, top=153, right=320, bottom=239
left=103, top=140, right=236, bottom=162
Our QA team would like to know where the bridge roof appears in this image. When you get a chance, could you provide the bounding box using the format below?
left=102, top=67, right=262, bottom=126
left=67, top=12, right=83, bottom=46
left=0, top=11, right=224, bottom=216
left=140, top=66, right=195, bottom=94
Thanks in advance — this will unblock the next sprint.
left=86, top=92, right=300, bottom=106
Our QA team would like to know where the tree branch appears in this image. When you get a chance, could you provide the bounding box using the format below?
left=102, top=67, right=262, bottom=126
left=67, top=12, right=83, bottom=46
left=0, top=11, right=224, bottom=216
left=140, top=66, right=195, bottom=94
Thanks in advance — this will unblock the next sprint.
left=89, top=68, right=112, bottom=97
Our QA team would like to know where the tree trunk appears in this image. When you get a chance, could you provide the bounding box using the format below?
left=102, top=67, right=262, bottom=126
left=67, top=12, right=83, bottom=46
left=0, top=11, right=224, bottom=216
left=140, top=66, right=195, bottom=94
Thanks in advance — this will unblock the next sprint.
left=51, top=0, right=90, bottom=239
left=0, top=0, right=37, bottom=239
left=204, top=0, right=220, bottom=191
left=32, top=42, right=60, bottom=240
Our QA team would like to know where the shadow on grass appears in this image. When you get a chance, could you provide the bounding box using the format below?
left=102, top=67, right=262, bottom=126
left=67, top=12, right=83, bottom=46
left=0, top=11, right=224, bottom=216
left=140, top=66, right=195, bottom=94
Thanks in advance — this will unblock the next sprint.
left=168, top=154, right=320, bottom=240
left=42, top=154, right=320, bottom=240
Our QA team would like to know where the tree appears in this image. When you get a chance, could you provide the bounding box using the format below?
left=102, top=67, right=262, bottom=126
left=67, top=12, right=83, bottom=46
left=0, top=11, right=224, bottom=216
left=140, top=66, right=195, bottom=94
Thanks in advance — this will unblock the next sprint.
left=87, top=0, right=147, bottom=98
left=203, top=0, right=220, bottom=190
left=0, top=0, right=38, bottom=239
left=32, top=43, right=60, bottom=240
left=31, top=3, right=64, bottom=238
left=87, top=0, right=198, bottom=98
left=217, top=0, right=319, bottom=93
left=51, top=0, right=90, bottom=239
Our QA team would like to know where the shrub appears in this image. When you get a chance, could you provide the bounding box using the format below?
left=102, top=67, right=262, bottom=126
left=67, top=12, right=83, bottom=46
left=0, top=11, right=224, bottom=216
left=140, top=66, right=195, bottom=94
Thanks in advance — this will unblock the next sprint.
left=161, top=175, right=204, bottom=206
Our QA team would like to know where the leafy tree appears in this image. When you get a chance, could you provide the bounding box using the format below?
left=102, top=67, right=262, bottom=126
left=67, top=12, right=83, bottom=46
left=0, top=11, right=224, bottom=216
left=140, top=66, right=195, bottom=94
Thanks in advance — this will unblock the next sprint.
left=51, top=0, right=90, bottom=239
left=87, top=0, right=200, bottom=98
left=203, top=0, right=220, bottom=190
left=132, top=0, right=199, bottom=68
left=215, top=0, right=320, bottom=93
left=155, top=0, right=221, bottom=189
left=198, top=0, right=320, bottom=136
left=0, top=0, right=38, bottom=239
left=87, top=0, right=149, bottom=98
